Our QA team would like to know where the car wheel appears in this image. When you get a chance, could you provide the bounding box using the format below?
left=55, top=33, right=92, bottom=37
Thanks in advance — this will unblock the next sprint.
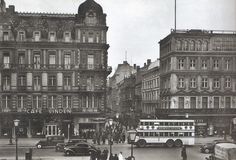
left=137, top=140, right=146, bottom=148
left=37, top=144, right=42, bottom=149
left=55, top=146, right=60, bottom=152
left=166, top=139, right=174, bottom=148
left=174, top=139, right=183, bottom=147
left=205, top=149, right=210, bottom=153
left=65, top=151, right=71, bottom=156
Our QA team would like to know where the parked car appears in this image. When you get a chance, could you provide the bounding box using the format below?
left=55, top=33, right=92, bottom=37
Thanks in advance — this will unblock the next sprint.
left=200, top=139, right=231, bottom=153
left=55, top=139, right=87, bottom=152
left=36, top=135, right=65, bottom=149
left=64, top=142, right=99, bottom=156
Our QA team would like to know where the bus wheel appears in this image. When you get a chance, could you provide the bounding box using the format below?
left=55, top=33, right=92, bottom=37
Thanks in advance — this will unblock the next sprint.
left=166, top=139, right=174, bottom=148
left=174, top=139, right=183, bottom=147
left=137, top=140, right=146, bottom=148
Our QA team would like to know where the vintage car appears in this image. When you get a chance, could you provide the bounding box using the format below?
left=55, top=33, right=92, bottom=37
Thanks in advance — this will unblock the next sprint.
left=55, top=139, right=87, bottom=152
left=36, top=135, right=65, bottom=149
left=64, top=142, right=99, bottom=156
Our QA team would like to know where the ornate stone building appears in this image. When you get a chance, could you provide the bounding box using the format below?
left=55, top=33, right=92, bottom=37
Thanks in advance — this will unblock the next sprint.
left=0, top=0, right=111, bottom=138
left=158, top=29, right=236, bottom=136
left=142, top=59, right=160, bottom=117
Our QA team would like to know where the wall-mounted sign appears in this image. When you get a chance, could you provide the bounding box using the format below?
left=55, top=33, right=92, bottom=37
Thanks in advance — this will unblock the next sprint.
left=48, top=108, right=72, bottom=114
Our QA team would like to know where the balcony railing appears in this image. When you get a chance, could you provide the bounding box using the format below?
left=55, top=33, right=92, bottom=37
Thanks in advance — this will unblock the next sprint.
left=156, top=108, right=236, bottom=115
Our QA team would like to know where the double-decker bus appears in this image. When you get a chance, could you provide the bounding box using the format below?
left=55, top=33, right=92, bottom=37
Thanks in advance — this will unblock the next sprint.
left=128, top=119, right=195, bottom=148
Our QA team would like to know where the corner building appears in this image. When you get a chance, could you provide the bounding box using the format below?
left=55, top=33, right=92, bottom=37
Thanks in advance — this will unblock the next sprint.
left=0, top=0, right=111, bottom=138
left=158, top=29, right=236, bottom=136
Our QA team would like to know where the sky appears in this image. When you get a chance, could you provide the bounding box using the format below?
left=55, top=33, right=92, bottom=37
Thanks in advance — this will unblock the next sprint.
left=5, top=0, right=236, bottom=74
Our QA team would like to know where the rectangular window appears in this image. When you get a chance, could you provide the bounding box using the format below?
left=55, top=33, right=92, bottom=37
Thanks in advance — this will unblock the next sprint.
left=34, top=76, right=41, bottom=90
left=64, top=75, right=71, bottom=90
left=18, top=75, right=26, bottom=86
left=190, top=59, right=196, bottom=69
left=63, top=96, right=72, bottom=108
left=64, top=32, right=71, bottom=42
left=202, top=97, right=208, bottom=109
left=18, top=95, right=26, bottom=108
left=3, top=53, right=10, bottom=69
left=48, top=95, right=56, bottom=108
left=49, top=53, right=56, bottom=68
left=201, top=59, right=207, bottom=69
left=213, top=59, right=219, bottom=69
left=34, top=31, right=40, bottom=41
left=33, top=53, right=41, bottom=69
left=18, top=31, right=25, bottom=41
left=64, top=54, right=71, bottom=69
left=178, top=77, right=184, bottom=88
left=214, top=97, right=219, bottom=109
left=48, top=75, right=56, bottom=86
left=201, top=77, right=208, bottom=88
left=88, top=55, right=94, bottom=69
left=87, top=76, right=94, bottom=91
left=225, top=97, right=231, bottom=108
left=3, top=75, right=10, bottom=90
left=213, top=78, right=220, bottom=88
left=3, top=32, right=9, bottom=41
left=225, top=77, right=231, bottom=88
left=190, top=97, right=196, bottom=109
left=178, top=97, right=184, bottom=109
left=32, top=95, right=41, bottom=108
left=18, top=53, right=25, bottom=65
left=190, top=78, right=196, bottom=88
left=49, top=32, right=56, bottom=42
left=2, top=95, right=11, bottom=109
left=225, top=59, right=230, bottom=70
left=178, top=59, right=184, bottom=70
left=88, top=32, right=94, bottom=43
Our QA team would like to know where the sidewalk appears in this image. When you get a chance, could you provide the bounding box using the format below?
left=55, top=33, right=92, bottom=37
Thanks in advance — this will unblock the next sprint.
left=0, top=136, right=233, bottom=148
left=0, top=156, right=90, bottom=160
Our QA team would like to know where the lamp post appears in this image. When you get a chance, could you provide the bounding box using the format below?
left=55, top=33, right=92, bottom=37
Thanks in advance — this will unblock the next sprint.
left=13, top=119, right=20, bottom=160
left=108, top=118, right=113, bottom=156
left=64, top=120, right=71, bottom=140
left=129, top=130, right=137, bottom=160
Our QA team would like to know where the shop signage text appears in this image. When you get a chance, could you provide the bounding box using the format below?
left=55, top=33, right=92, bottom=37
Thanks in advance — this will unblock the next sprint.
left=48, top=108, right=72, bottom=114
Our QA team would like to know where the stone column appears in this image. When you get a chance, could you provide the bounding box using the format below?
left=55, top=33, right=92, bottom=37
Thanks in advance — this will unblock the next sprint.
left=27, top=119, right=32, bottom=138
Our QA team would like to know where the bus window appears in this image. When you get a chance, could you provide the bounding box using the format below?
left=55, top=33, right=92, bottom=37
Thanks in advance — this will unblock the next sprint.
left=164, top=132, right=169, bottom=136
left=184, top=132, right=188, bottom=136
left=150, top=132, right=154, bottom=136
left=170, top=132, right=174, bottom=137
left=179, top=133, right=184, bottom=137
left=174, top=132, right=178, bottom=136
left=145, top=132, right=149, bottom=136
left=174, top=122, right=178, bottom=126
left=160, top=122, right=164, bottom=126
left=150, top=122, right=154, bottom=126
left=155, top=132, right=159, bottom=137
left=189, top=122, right=193, bottom=126
left=160, top=132, right=163, bottom=137
left=145, top=122, right=149, bottom=126
left=164, top=122, right=168, bottom=126
left=140, top=122, right=144, bottom=126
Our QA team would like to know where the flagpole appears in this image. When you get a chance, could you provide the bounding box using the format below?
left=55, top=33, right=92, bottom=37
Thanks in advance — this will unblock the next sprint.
left=174, top=0, right=176, bottom=31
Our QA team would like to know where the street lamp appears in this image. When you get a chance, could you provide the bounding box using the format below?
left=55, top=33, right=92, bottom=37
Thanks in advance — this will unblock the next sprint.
left=129, top=130, right=137, bottom=160
left=108, top=118, right=113, bottom=156
left=13, top=119, right=20, bottom=160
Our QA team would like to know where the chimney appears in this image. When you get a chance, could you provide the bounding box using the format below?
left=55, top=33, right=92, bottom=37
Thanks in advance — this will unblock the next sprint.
left=147, top=59, right=151, bottom=66
left=137, top=66, right=140, bottom=72
left=133, top=64, right=136, bottom=69
left=123, top=61, right=128, bottom=64
left=144, top=63, right=146, bottom=67
left=7, top=5, right=15, bottom=14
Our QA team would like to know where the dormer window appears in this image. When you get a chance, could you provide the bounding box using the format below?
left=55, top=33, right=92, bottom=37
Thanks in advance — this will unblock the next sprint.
left=85, top=10, right=97, bottom=25
left=49, top=32, right=56, bottom=42
left=18, top=31, right=25, bottom=41
left=64, top=32, right=71, bottom=42
left=34, top=31, right=40, bottom=41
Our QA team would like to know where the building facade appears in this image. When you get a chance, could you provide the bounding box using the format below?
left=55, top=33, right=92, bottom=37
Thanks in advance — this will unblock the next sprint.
left=142, top=59, right=160, bottom=117
left=0, top=0, right=111, bottom=138
left=158, top=29, right=236, bottom=136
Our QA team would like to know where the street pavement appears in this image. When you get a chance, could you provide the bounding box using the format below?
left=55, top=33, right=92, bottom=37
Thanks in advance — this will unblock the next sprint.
left=0, top=136, right=234, bottom=160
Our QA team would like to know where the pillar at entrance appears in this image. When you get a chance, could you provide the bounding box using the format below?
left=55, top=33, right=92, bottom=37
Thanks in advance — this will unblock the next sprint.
left=27, top=119, right=32, bottom=138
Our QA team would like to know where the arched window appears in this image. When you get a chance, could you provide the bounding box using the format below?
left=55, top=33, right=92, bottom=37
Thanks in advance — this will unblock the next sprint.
left=196, top=40, right=202, bottom=51
left=183, top=40, right=188, bottom=51
left=202, top=41, right=208, bottom=51
left=176, top=40, right=182, bottom=50
left=190, top=40, right=195, bottom=51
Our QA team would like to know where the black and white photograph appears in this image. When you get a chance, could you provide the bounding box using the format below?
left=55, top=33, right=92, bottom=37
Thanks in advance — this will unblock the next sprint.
left=0, top=0, right=236, bottom=160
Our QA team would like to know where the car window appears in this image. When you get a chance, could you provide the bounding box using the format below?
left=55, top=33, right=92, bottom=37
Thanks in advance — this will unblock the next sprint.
left=77, top=144, right=88, bottom=147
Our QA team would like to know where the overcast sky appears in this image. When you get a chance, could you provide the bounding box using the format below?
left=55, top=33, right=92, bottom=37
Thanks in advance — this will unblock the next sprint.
left=6, top=0, right=236, bottom=72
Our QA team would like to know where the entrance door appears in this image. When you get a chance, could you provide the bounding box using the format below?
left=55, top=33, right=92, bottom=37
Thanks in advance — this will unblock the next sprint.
left=46, top=125, right=58, bottom=136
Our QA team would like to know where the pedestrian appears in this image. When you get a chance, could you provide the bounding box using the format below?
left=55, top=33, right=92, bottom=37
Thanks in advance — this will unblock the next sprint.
left=118, top=152, right=124, bottom=160
left=109, top=153, right=114, bottom=160
left=90, top=150, right=96, bottom=160
left=96, top=147, right=101, bottom=160
left=114, top=154, right=119, bottom=160
left=181, top=145, right=187, bottom=160
left=103, top=148, right=109, bottom=160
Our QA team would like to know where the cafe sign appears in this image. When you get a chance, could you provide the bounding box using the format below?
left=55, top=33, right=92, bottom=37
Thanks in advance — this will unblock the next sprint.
left=16, top=108, right=72, bottom=114
left=48, top=108, right=71, bottom=114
